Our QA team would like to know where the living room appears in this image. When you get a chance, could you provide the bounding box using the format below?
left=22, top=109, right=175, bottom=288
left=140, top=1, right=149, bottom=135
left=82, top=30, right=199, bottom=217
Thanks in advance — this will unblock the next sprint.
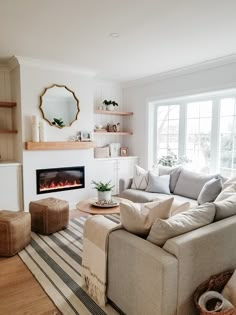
left=1, top=1, right=236, bottom=315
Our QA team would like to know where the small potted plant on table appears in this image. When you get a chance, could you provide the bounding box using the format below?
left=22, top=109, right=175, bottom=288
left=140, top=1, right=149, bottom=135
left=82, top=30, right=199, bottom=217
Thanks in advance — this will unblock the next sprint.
left=103, top=99, right=118, bottom=111
left=91, top=180, right=115, bottom=202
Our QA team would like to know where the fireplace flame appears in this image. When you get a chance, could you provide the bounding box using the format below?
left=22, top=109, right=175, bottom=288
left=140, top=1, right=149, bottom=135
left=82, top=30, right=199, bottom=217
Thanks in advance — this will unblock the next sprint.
left=40, top=179, right=82, bottom=192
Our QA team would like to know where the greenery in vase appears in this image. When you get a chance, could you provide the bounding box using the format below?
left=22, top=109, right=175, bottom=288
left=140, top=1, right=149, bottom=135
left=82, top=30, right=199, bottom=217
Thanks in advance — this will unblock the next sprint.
left=91, top=180, right=115, bottom=191
left=102, top=99, right=118, bottom=107
left=52, top=118, right=65, bottom=127
left=158, top=152, right=178, bottom=167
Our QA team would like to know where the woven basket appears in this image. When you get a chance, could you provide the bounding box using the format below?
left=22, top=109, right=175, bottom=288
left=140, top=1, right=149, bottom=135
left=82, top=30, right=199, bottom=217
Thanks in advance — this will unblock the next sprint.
left=193, top=270, right=236, bottom=315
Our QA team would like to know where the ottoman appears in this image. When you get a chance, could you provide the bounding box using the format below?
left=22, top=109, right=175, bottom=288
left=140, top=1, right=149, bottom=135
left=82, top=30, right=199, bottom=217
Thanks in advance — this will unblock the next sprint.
left=0, top=210, right=31, bottom=256
left=29, top=197, right=69, bottom=235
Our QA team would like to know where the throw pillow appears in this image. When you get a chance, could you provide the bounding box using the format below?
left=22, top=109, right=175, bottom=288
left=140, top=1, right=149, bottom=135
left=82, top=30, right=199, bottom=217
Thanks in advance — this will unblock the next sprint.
left=213, top=194, right=236, bottom=221
left=145, top=172, right=171, bottom=195
left=147, top=203, right=215, bottom=246
left=170, top=200, right=191, bottom=216
left=215, top=183, right=236, bottom=202
left=174, top=168, right=218, bottom=200
left=197, top=177, right=222, bottom=205
left=222, top=176, right=236, bottom=190
left=158, top=165, right=182, bottom=193
left=131, top=174, right=148, bottom=190
left=120, top=198, right=174, bottom=237
left=135, top=164, right=148, bottom=176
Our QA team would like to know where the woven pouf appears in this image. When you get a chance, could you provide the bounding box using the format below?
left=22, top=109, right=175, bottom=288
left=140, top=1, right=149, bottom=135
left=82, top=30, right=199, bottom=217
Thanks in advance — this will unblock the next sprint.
left=29, top=197, right=69, bottom=235
left=0, top=210, right=31, bottom=256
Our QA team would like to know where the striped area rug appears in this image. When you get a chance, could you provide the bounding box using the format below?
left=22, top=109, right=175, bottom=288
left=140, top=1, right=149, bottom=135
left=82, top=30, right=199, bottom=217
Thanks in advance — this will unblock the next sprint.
left=18, top=215, right=121, bottom=315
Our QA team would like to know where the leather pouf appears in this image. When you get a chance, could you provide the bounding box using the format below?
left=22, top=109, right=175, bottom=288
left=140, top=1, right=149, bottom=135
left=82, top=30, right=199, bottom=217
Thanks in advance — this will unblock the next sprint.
left=0, top=210, right=31, bottom=256
left=29, top=197, right=69, bottom=235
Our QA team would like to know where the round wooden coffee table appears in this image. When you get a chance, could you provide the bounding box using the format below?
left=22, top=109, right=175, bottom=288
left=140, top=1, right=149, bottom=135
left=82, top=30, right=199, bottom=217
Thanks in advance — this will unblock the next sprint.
left=76, top=198, right=121, bottom=215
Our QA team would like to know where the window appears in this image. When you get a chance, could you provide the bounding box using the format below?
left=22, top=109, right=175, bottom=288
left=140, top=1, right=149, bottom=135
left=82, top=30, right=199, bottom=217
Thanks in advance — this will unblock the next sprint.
left=151, top=89, right=236, bottom=175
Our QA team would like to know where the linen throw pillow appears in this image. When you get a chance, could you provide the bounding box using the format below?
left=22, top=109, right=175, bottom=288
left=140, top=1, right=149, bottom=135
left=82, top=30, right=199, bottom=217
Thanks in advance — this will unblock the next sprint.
left=213, top=194, right=236, bottom=221
left=147, top=203, right=215, bottom=246
left=145, top=172, right=171, bottom=195
left=120, top=198, right=174, bottom=237
left=197, top=177, right=222, bottom=205
left=170, top=200, right=191, bottom=216
left=215, top=183, right=236, bottom=202
left=131, top=165, right=149, bottom=190
left=158, top=165, right=182, bottom=193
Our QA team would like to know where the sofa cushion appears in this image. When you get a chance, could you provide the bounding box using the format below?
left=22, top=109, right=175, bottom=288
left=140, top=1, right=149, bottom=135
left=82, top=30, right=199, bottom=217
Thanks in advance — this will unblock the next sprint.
left=120, top=198, right=174, bottom=237
left=215, top=183, right=236, bottom=202
left=170, top=200, right=191, bottom=216
left=213, top=194, right=236, bottom=221
left=197, top=177, right=222, bottom=205
left=158, top=165, right=182, bottom=193
left=174, top=169, right=217, bottom=200
left=147, top=203, right=215, bottom=246
left=222, top=176, right=236, bottom=190
left=145, top=172, right=170, bottom=194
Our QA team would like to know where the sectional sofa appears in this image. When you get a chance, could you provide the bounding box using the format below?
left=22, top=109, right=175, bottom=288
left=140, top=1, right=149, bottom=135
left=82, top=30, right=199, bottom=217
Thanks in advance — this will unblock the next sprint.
left=106, top=167, right=236, bottom=315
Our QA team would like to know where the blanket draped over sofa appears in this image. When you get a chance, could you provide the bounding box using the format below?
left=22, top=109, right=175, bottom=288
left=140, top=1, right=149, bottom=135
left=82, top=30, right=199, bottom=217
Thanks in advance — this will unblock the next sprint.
left=81, top=215, right=121, bottom=306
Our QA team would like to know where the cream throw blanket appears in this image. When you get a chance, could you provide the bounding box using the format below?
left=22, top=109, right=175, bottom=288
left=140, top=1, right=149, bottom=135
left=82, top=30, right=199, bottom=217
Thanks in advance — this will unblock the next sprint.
left=81, top=215, right=121, bottom=306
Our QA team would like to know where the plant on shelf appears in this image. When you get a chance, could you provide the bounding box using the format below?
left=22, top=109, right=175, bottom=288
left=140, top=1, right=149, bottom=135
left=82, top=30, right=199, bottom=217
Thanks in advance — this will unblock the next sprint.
left=103, top=99, right=118, bottom=111
left=52, top=118, right=65, bottom=128
left=91, top=180, right=115, bottom=202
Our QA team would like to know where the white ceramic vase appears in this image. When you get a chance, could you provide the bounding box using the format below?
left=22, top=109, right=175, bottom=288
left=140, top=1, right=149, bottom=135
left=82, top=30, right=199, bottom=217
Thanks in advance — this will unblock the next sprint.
left=97, top=190, right=112, bottom=202
left=106, top=104, right=114, bottom=111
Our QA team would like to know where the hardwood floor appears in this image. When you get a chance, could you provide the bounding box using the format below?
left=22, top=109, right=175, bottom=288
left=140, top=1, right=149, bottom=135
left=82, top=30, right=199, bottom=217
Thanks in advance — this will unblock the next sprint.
left=0, top=209, right=86, bottom=315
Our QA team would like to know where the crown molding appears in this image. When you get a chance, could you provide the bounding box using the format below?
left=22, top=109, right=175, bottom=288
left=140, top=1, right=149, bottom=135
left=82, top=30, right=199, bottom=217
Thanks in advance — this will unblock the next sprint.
left=13, top=56, right=96, bottom=77
left=122, top=54, right=236, bottom=89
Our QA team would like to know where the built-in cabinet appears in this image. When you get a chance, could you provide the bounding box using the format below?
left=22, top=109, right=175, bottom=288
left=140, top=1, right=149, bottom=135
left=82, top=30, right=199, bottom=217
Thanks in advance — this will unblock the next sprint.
left=0, top=162, right=22, bottom=211
left=93, top=156, right=138, bottom=195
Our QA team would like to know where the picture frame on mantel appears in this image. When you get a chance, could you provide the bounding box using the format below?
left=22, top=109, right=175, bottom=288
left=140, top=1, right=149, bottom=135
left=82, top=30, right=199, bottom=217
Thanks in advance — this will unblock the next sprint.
left=120, top=147, right=128, bottom=156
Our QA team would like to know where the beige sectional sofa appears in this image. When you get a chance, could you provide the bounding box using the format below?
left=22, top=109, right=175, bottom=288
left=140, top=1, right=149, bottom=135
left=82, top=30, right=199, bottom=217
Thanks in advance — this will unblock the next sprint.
left=106, top=167, right=236, bottom=315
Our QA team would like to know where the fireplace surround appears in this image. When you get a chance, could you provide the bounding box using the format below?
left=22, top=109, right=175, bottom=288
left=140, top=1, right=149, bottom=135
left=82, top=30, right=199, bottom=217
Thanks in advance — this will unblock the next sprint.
left=36, top=166, right=85, bottom=194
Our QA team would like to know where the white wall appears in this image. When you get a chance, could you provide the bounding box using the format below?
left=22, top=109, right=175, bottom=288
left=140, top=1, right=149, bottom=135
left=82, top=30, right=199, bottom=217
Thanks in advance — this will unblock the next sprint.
left=18, top=61, right=122, bottom=210
left=123, top=59, right=236, bottom=168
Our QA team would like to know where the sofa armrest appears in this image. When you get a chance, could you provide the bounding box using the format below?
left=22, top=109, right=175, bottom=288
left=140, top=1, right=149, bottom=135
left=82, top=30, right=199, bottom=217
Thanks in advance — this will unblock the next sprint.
left=163, top=215, right=236, bottom=315
left=107, top=229, right=178, bottom=315
left=119, top=177, right=132, bottom=193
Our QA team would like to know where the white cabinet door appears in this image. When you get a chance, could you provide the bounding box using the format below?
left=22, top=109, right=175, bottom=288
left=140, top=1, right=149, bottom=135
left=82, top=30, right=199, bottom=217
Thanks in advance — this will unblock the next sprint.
left=0, top=164, right=22, bottom=211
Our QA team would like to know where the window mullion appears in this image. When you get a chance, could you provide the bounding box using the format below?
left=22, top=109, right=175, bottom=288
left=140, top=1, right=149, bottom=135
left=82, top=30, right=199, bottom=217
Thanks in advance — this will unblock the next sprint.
left=178, top=102, right=187, bottom=158
left=210, top=97, right=220, bottom=173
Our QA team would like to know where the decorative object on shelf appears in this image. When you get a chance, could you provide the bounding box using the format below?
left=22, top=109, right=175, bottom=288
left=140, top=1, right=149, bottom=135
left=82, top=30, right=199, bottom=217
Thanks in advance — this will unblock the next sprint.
left=94, top=146, right=110, bottom=158
left=39, top=84, right=80, bottom=128
left=107, top=123, right=114, bottom=132
left=120, top=147, right=128, bottom=156
left=31, top=115, right=40, bottom=142
left=80, top=131, right=92, bottom=142
left=52, top=117, right=65, bottom=128
left=39, top=120, right=46, bottom=142
left=103, top=99, right=118, bottom=111
left=116, top=122, right=120, bottom=132
left=110, top=143, right=121, bottom=157
left=91, top=180, right=115, bottom=202
left=113, top=124, right=117, bottom=132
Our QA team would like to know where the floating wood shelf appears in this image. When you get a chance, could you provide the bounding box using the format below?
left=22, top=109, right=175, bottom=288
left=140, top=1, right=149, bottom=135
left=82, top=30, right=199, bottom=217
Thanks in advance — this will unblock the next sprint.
left=0, top=101, right=17, bottom=108
left=0, top=129, right=18, bottom=134
left=94, top=110, right=133, bottom=116
left=25, top=141, right=96, bottom=150
left=94, top=131, right=133, bottom=135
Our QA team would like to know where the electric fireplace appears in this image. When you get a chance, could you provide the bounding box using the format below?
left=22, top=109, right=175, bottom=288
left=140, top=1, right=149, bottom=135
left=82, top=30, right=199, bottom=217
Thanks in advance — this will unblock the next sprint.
left=36, top=166, right=85, bottom=194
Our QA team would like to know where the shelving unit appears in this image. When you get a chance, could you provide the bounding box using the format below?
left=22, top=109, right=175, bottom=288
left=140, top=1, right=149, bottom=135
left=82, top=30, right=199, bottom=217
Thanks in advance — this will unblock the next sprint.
left=0, top=101, right=18, bottom=134
left=25, top=141, right=96, bottom=150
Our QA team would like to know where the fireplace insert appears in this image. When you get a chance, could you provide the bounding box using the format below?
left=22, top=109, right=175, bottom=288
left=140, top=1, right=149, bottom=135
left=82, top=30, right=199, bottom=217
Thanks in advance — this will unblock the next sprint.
left=36, top=166, right=85, bottom=194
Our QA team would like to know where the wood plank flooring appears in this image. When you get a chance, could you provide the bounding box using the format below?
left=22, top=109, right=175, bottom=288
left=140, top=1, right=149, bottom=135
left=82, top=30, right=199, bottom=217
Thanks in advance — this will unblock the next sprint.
left=0, top=209, right=86, bottom=315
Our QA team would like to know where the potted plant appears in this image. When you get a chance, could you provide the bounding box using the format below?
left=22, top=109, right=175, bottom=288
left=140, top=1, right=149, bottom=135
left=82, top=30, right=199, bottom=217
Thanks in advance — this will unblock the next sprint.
left=91, top=180, right=115, bottom=201
left=103, top=99, right=118, bottom=111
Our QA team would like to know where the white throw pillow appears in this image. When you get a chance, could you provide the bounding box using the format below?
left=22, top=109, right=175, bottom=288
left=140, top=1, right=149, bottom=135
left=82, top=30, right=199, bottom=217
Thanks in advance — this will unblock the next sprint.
left=147, top=203, right=215, bottom=246
left=135, top=164, right=148, bottom=176
left=120, top=198, right=174, bottom=237
left=213, top=194, right=236, bottom=221
left=197, top=177, right=222, bottom=205
left=145, top=172, right=171, bottom=195
left=215, top=183, right=236, bottom=202
left=131, top=174, right=148, bottom=190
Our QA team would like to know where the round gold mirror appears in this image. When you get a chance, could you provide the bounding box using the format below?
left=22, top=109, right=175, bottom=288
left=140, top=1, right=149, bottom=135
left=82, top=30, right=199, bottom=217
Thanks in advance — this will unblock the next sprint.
left=39, top=84, right=80, bottom=128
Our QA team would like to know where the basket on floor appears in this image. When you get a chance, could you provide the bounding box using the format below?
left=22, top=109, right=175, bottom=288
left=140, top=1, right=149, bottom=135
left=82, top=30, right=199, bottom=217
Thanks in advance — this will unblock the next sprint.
left=193, top=270, right=236, bottom=315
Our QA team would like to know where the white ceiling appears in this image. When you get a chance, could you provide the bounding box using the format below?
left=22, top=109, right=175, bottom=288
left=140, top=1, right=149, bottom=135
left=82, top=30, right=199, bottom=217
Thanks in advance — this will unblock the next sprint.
left=1, top=0, right=236, bottom=82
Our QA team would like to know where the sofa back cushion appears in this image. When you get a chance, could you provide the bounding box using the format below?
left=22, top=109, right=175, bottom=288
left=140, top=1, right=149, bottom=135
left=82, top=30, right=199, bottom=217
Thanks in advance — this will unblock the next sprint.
left=174, top=168, right=217, bottom=200
left=213, top=194, right=236, bottom=221
left=147, top=203, right=216, bottom=246
left=120, top=198, right=174, bottom=237
left=197, top=177, right=222, bottom=205
left=158, top=165, right=182, bottom=193
left=215, top=183, right=236, bottom=202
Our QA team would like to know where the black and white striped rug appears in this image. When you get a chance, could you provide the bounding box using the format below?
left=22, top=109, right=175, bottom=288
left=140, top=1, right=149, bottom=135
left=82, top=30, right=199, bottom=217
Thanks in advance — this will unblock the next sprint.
left=18, top=215, right=121, bottom=315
